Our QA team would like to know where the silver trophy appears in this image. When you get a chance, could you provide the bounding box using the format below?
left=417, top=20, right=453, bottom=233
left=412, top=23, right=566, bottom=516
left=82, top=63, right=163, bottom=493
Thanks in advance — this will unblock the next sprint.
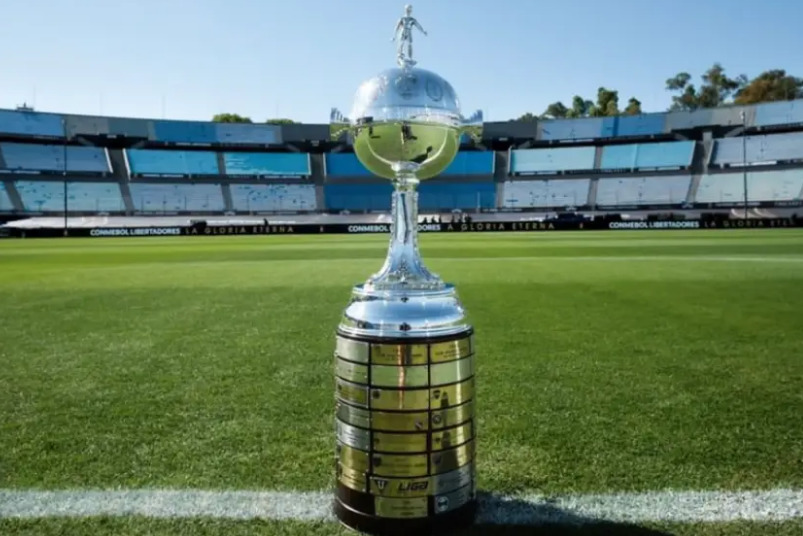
left=331, top=5, right=482, bottom=534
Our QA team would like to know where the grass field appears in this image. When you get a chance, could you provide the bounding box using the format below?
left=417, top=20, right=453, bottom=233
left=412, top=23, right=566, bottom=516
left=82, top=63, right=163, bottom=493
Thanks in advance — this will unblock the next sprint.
left=1, top=229, right=802, bottom=535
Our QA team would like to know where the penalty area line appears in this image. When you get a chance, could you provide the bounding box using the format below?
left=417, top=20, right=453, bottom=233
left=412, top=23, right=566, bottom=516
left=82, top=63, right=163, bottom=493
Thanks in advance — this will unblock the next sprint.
left=1, top=488, right=802, bottom=524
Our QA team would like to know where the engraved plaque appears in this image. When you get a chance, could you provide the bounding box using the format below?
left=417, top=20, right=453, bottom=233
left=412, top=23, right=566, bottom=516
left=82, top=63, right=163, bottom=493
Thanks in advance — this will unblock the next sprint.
left=336, top=419, right=371, bottom=451
left=371, top=364, right=428, bottom=388
left=336, top=401, right=371, bottom=429
left=372, top=452, right=428, bottom=477
left=337, top=462, right=367, bottom=492
left=370, top=475, right=430, bottom=497
left=431, top=463, right=473, bottom=495
left=431, top=401, right=473, bottom=429
left=374, top=496, right=428, bottom=518
left=337, top=442, right=370, bottom=473
left=371, top=343, right=427, bottom=365
left=430, top=441, right=473, bottom=474
left=431, top=422, right=472, bottom=451
left=430, top=337, right=472, bottom=363
left=336, top=358, right=369, bottom=384
left=434, top=482, right=473, bottom=514
left=336, top=377, right=369, bottom=407
left=336, top=337, right=369, bottom=363
left=373, top=431, right=427, bottom=453
left=429, top=356, right=474, bottom=386
left=430, top=378, right=474, bottom=409
left=371, top=410, right=429, bottom=432
left=370, top=387, right=430, bottom=411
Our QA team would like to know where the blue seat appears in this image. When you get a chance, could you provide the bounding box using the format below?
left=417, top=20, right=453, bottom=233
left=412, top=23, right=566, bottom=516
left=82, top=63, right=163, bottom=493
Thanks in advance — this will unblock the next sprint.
left=600, top=141, right=694, bottom=170
left=153, top=121, right=217, bottom=144
left=0, top=182, right=14, bottom=211
left=1, top=143, right=109, bottom=173
left=596, top=176, right=691, bottom=206
left=510, top=147, right=595, bottom=174
left=126, top=149, right=219, bottom=176
left=324, top=153, right=373, bottom=177
left=129, top=183, right=225, bottom=212
left=15, top=181, right=124, bottom=212
left=215, top=123, right=280, bottom=145
left=696, top=170, right=803, bottom=204
left=324, top=183, right=392, bottom=211
left=711, top=132, right=803, bottom=165
left=540, top=118, right=605, bottom=141
left=501, top=179, right=590, bottom=208
left=223, top=152, right=310, bottom=177
left=443, top=152, right=494, bottom=175
left=230, top=184, right=317, bottom=212
left=0, top=109, right=64, bottom=137
left=754, top=100, right=803, bottom=128
left=418, top=182, right=495, bottom=210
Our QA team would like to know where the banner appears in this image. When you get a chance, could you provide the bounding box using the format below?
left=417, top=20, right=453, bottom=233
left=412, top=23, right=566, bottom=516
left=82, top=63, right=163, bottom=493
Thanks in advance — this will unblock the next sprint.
left=3, top=217, right=801, bottom=239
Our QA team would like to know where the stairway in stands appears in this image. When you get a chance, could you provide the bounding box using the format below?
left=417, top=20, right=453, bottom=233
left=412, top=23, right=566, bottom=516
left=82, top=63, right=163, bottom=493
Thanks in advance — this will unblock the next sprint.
left=106, top=149, right=134, bottom=212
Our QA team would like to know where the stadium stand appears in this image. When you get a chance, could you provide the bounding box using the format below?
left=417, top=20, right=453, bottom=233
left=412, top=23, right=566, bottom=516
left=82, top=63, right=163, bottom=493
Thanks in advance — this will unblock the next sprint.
left=501, top=179, right=590, bottom=208
left=0, top=182, right=14, bottom=211
left=214, top=123, right=280, bottom=145
left=608, top=114, right=666, bottom=138
left=129, top=183, right=225, bottom=212
left=510, top=147, right=596, bottom=174
left=230, top=183, right=316, bottom=212
left=126, top=149, right=219, bottom=177
left=15, top=181, right=125, bottom=212
left=223, top=152, right=311, bottom=177
left=419, top=181, right=495, bottom=210
left=0, top=109, right=64, bottom=138
left=325, top=183, right=393, bottom=211
left=596, top=176, right=691, bottom=207
left=442, top=152, right=494, bottom=175
left=696, top=170, right=803, bottom=204
left=753, top=100, right=803, bottom=128
left=710, top=132, right=803, bottom=166
left=540, top=118, right=604, bottom=141
left=600, top=141, right=694, bottom=171
left=0, top=143, right=109, bottom=174
left=325, top=153, right=373, bottom=177
left=152, top=120, right=218, bottom=144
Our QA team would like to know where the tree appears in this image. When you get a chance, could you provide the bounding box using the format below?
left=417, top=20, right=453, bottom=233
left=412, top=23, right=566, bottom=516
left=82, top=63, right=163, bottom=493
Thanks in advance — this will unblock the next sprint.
left=589, top=87, right=619, bottom=117
left=566, top=95, right=594, bottom=118
left=666, top=63, right=744, bottom=111
left=623, top=97, right=642, bottom=115
left=734, top=69, right=803, bottom=104
left=265, top=118, right=296, bottom=125
left=212, top=113, right=252, bottom=123
left=541, top=101, right=569, bottom=119
left=517, top=112, right=538, bottom=122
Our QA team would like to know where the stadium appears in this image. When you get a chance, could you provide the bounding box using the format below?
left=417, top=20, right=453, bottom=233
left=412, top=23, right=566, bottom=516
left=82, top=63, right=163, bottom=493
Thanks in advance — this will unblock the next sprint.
left=2, top=3, right=803, bottom=536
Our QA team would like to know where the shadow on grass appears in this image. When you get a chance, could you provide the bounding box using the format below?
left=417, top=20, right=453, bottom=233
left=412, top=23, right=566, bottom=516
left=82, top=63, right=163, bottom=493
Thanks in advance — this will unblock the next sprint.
left=452, top=492, right=673, bottom=536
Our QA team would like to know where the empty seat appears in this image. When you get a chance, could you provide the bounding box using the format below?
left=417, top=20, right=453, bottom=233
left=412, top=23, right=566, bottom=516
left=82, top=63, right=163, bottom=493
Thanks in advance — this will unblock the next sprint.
left=126, top=149, right=219, bottom=176
left=419, top=181, right=495, bottom=210
left=510, top=147, right=595, bottom=174
left=0, top=182, right=14, bottom=211
left=596, top=176, right=691, bottom=206
left=325, top=153, right=373, bottom=177
left=0, top=109, right=64, bottom=137
left=1, top=143, right=109, bottom=173
left=230, top=184, right=316, bottom=212
left=15, top=181, right=124, bottom=212
left=223, top=152, right=311, bottom=177
left=324, top=183, right=392, bottom=211
left=129, top=183, right=225, bottom=212
left=501, top=179, right=590, bottom=208
left=711, top=132, right=803, bottom=166
left=695, top=170, right=803, bottom=204
left=600, top=141, right=694, bottom=170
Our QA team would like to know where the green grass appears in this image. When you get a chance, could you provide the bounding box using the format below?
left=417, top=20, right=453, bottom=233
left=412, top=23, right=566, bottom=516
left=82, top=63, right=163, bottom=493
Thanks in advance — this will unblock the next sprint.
left=1, top=230, right=802, bottom=535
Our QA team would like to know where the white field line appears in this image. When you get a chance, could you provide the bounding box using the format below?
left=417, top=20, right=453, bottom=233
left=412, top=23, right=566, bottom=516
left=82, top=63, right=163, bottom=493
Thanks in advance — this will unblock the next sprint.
left=1, top=488, right=802, bottom=524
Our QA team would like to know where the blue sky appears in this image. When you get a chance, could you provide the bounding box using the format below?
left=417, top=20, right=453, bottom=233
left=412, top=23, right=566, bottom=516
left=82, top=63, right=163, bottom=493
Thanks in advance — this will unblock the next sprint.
left=1, top=0, right=801, bottom=123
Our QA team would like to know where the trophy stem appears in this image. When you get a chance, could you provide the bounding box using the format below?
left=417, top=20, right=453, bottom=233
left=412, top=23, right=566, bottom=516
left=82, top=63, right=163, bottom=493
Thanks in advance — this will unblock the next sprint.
left=365, top=169, right=443, bottom=292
